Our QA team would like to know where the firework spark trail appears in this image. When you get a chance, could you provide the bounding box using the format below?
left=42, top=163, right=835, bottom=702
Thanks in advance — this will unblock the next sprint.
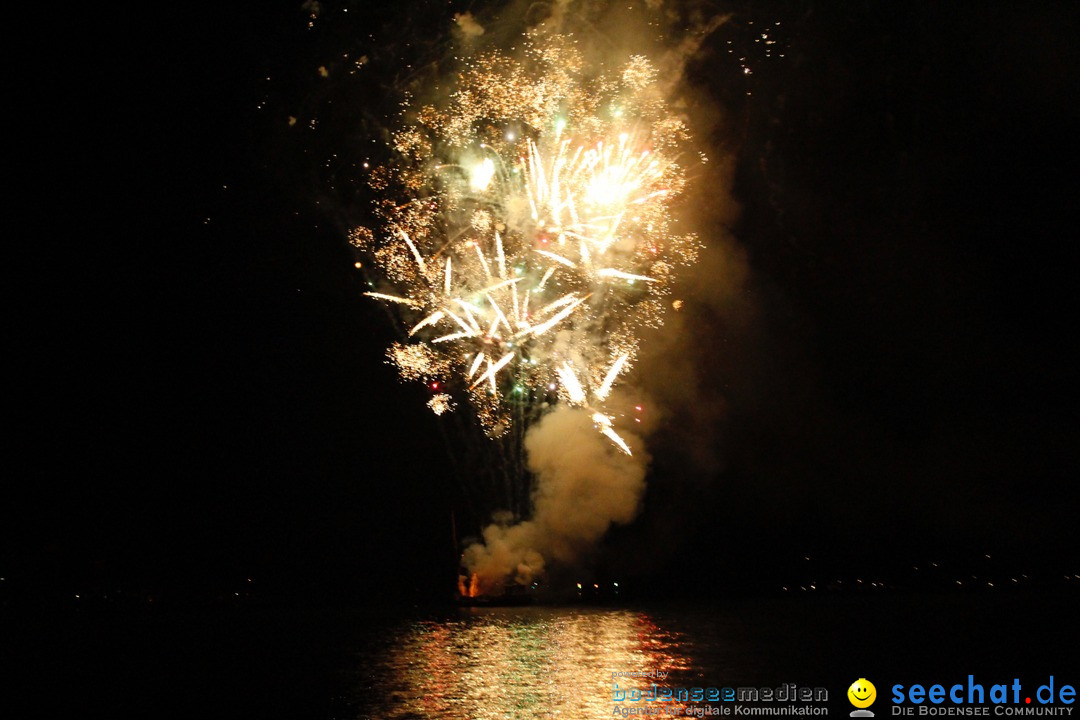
left=353, top=16, right=710, bottom=594
left=595, top=353, right=629, bottom=400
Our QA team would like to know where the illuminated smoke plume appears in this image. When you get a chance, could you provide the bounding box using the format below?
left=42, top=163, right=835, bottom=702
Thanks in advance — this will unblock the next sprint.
left=462, top=404, right=648, bottom=595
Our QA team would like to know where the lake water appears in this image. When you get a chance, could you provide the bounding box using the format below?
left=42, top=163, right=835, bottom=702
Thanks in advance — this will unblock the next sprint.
left=14, top=593, right=1077, bottom=719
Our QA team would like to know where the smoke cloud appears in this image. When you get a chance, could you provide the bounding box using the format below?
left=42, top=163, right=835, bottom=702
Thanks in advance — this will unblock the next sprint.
left=453, top=12, right=485, bottom=39
left=463, top=404, right=648, bottom=595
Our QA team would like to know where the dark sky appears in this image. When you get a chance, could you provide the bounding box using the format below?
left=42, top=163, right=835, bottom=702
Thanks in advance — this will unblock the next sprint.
left=9, top=0, right=1078, bottom=602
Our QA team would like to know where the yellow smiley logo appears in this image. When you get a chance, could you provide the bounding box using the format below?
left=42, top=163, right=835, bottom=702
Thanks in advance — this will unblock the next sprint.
left=848, top=679, right=877, bottom=708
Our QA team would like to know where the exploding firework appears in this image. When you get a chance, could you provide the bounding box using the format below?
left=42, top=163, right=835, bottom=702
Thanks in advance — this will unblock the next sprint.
left=346, top=15, right=716, bottom=596
left=354, top=32, right=701, bottom=461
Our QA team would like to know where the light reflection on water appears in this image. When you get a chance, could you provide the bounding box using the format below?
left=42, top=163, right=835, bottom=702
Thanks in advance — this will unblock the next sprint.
left=336, top=595, right=1074, bottom=719
left=354, top=606, right=697, bottom=719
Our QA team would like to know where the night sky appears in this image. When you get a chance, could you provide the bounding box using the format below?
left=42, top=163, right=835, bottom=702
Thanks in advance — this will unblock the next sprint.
left=9, top=0, right=1079, bottom=606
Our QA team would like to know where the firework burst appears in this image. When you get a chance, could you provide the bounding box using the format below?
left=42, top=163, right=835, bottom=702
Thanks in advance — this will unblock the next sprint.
left=354, top=33, right=701, bottom=455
